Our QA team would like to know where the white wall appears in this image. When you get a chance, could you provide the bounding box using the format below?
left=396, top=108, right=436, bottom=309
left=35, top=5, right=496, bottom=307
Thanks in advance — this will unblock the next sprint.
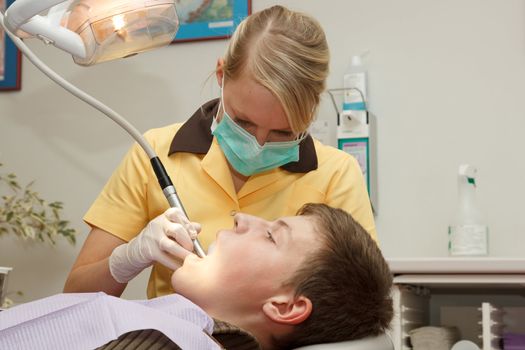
left=1, top=0, right=524, bottom=302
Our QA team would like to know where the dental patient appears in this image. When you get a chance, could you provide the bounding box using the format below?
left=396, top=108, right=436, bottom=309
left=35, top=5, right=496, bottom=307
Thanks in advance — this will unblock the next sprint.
left=0, top=204, right=393, bottom=349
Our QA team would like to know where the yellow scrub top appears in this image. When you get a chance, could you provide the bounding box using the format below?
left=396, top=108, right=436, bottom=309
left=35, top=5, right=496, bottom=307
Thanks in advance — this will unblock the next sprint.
left=84, top=99, right=376, bottom=298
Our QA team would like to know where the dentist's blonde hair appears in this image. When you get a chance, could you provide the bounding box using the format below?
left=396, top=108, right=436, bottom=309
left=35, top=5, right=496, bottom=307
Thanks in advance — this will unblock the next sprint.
left=222, top=5, right=330, bottom=134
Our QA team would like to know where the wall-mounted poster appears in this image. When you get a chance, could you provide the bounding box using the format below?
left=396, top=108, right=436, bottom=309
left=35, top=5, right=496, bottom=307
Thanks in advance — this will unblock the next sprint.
left=0, top=0, right=21, bottom=91
left=173, top=0, right=251, bottom=43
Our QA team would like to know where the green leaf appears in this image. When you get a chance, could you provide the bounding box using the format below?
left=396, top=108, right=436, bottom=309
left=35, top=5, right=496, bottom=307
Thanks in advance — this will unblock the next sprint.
left=0, top=164, right=77, bottom=246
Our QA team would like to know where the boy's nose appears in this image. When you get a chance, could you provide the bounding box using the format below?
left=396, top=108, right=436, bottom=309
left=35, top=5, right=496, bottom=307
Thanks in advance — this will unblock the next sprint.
left=233, top=213, right=269, bottom=234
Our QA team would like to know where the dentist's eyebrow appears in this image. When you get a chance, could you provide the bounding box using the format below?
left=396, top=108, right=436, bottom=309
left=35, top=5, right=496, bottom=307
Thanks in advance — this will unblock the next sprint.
left=231, top=106, right=293, bottom=133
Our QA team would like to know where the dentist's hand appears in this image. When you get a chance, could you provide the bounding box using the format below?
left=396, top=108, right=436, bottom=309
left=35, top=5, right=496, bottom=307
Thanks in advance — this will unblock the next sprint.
left=109, top=208, right=200, bottom=283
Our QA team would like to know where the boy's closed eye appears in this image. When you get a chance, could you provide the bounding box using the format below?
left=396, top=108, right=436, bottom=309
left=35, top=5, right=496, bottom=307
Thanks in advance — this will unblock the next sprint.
left=266, top=230, right=276, bottom=244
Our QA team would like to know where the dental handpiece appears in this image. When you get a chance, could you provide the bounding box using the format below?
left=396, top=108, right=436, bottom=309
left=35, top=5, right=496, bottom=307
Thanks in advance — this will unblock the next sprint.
left=151, top=158, right=207, bottom=258
left=164, top=187, right=207, bottom=258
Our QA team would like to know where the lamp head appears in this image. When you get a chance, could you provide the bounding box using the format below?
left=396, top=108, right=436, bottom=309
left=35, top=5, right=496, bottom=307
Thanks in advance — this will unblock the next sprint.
left=5, top=0, right=179, bottom=66
left=64, top=0, right=179, bottom=66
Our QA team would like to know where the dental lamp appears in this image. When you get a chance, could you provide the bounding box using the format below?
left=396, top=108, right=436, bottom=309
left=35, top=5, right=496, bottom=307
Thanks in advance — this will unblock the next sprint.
left=0, top=0, right=206, bottom=258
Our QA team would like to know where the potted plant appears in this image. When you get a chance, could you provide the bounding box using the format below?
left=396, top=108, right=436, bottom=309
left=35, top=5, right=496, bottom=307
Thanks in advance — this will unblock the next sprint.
left=0, top=162, right=77, bottom=308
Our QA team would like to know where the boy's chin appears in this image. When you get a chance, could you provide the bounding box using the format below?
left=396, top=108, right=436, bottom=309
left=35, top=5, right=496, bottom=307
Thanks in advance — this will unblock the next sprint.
left=171, top=254, right=202, bottom=291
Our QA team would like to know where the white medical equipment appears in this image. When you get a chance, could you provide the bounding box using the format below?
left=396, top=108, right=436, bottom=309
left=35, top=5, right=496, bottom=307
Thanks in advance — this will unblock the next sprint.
left=340, top=52, right=371, bottom=195
left=327, top=87, right=376, bottom=214
left=0, top=0, right=206, bottom=257
left=388, top=257, right=525, bottom=350
left=337, top=90, right=370, bottom=195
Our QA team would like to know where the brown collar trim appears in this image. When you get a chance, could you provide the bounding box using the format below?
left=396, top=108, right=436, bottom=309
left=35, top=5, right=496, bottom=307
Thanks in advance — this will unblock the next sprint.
left=168, top=99, right=318, bottom=173
left=168, top=99, right=218, bottom=156
left=212, top=319, right=261, bottom=350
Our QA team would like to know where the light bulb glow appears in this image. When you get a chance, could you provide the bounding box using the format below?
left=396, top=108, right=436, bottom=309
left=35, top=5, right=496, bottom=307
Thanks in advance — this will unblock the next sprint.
left=112, top=14, right=126, bottom=31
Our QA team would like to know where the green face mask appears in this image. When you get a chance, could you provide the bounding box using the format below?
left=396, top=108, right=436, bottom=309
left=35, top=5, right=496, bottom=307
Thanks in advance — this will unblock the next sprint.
left=211, top=83, right=303, bottom=176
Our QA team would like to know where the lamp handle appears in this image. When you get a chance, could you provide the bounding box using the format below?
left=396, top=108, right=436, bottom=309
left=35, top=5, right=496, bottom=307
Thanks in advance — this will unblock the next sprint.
left=5, top=0, right=66, bottom=30
left=5, top=0, right=86, bottom=58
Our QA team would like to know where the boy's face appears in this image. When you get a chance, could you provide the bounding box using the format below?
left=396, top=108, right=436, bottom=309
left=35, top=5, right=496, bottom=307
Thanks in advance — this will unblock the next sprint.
left=172, top=213, right=321, bottom=314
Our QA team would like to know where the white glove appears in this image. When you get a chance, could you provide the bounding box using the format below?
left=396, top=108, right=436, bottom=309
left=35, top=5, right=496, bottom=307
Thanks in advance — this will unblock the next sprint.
left=109, top=207, right=201, bottom=283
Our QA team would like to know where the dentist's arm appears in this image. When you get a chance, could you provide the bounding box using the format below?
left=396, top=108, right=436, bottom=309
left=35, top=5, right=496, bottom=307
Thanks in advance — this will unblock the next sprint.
left=63, top=227, right=128, bottom=296
left=64, top=208, right=198, bottom=295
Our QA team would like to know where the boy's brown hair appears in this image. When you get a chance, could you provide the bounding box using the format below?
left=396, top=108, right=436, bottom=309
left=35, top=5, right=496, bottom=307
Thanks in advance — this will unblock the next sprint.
left=274, top=203, right=393, bottom=348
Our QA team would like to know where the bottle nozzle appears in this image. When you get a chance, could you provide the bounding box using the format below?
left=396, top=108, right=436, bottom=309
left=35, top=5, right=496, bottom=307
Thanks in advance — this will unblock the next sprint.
left=459, top=164, right=477, bottom=186
left=459, top=164, right=477, bottom=178
left=351, top=55, right=362, bottom=66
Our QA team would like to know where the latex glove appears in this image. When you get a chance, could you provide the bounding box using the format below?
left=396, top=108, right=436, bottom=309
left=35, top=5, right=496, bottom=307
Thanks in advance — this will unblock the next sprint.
left=109, top=207, right=200, bottom=283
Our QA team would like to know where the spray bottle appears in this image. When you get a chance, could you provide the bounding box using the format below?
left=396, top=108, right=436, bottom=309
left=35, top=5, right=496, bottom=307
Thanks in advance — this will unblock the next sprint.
left=448, top=164, right=489, bottom=256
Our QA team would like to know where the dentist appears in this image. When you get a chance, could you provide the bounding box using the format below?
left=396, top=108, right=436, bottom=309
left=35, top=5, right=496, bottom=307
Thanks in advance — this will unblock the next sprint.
left=64, top=5, right=376, bottom=298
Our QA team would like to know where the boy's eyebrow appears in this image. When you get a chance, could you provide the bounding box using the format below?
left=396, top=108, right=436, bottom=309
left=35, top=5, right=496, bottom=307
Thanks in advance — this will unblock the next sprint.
left=275, top=219, right=292, bottom=243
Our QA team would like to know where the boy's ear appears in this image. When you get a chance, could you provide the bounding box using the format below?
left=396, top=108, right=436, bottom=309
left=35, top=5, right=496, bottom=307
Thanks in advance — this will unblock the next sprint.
left=262, top=293, right=312, bottom=325
left=216, top=58, right=225, bottom=87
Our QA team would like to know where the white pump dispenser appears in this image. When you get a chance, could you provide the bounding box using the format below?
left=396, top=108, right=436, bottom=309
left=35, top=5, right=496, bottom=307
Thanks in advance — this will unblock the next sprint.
left=337, top=51, right=373, bottom=207
left=448, top=164, right=489, bottom=256
left=343, top=54, right=367, bottom=113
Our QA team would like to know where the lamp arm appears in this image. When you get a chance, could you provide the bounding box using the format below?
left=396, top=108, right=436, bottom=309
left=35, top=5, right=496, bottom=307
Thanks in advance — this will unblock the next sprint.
left=4, top=0, right=66, bottom=32
left=5, top=0, right=86, bottom=58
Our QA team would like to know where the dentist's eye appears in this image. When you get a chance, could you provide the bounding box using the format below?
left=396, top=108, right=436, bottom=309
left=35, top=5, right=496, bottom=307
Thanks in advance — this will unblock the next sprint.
left=266, top=230, right=276, bottom=244
left=234, top=117, right=253, bottom=126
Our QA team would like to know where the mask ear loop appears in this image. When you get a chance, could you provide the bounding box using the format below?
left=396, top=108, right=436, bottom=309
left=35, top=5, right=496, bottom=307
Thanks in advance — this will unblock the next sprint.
left=296, top=131, right=309, bottom=141
left=295, top=105, right=318, bottom=141
left=215, top=77, right=225, bottom=122
left=210, top=77, right=225, bottom=133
